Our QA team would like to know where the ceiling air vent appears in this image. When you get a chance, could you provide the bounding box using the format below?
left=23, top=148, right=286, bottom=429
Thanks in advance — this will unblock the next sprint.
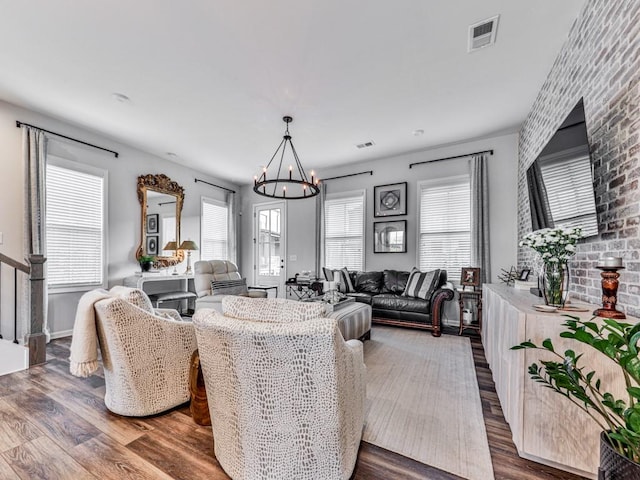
left=356, top=141, right=375, bottom=149
left=468, top=15, right=499, bottom=52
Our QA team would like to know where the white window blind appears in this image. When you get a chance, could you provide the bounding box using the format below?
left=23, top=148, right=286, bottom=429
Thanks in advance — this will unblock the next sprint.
left=201, top=198, right=229, bottom=261
left=46, top=163, right=105, bottom=288
left=419, top=177, right=470, bottom=281
left=540, top=152, right=598, bottom=236
left=324, top=192, right=364, bottom=270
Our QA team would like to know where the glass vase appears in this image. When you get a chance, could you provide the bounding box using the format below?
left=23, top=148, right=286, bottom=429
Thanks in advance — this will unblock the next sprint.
left=542, top=261, right=569, bottom=307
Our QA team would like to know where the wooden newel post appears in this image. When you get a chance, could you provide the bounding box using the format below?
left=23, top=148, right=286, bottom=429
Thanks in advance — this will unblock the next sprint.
left=27, top=254, right=47, bottom=366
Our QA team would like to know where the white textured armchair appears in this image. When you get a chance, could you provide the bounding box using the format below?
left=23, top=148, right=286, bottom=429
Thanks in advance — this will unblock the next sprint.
left=70, top=287, right=197, bottom=417
left=193, top=297, right=366, bottom=480
left=194, top=260, right=267, bottom=312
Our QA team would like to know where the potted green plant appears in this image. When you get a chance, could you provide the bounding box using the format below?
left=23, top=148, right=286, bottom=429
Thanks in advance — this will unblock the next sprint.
left=512, top=315, right=640, bottom=477
left=139, top=255, right=155, bottom=272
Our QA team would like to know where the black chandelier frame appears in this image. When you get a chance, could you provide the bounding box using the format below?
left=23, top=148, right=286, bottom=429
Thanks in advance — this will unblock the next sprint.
left=253, top=116, right=320, bottom=199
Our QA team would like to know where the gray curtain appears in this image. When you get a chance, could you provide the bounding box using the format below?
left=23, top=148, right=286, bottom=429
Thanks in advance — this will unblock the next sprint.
left=226, top=191, right=237, bottom=265
left=22, top=126, right=49, bottom=341
left=315, top=183, right=327, bottom=279
left=471, top=154, right=490, bottom=284
left=526, top=161, right=553, bottom=230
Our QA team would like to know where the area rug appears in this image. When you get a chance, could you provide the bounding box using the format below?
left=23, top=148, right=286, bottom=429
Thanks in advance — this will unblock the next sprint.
left=363, top=326, right=495, bottom=480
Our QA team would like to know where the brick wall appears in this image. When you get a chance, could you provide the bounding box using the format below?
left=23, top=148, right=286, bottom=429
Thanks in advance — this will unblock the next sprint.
left=517, top=0, right=640, bottom=316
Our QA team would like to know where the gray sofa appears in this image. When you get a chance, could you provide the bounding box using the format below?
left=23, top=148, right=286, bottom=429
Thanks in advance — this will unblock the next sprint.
left=344, top=269, right=454, bottom=336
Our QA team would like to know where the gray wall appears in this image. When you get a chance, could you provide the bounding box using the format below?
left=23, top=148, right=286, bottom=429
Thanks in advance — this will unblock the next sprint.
left=241, top=132, right=519, bottom=289
left=517, top=0, right=640, bottom=316
left=0, top=100, right=237, bottom=338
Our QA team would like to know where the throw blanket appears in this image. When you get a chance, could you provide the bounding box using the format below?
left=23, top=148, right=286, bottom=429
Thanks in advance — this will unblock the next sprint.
left=69, top=289, right=111, bottom=377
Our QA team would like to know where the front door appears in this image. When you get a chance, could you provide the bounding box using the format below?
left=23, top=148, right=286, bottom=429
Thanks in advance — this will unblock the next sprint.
left=254, top=202, right=286, bottom=297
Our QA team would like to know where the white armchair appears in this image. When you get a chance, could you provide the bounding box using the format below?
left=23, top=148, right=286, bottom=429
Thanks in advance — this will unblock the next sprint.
left=90, top=287, right=197, bottom=416
left=193, top=260, right=267, bottom=312
left=193, top=297, right=365, bottom=480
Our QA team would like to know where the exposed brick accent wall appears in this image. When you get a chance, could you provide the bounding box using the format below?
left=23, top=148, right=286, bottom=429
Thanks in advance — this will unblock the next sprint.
left=517, top=0, right=640, bottom=316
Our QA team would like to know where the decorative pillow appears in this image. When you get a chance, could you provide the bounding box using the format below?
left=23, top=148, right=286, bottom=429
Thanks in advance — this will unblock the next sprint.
left=339, top=267, right=355, bottom=293
left=402, top=268, right=441, bottom=300
left=211, top=278, right=248, bottom=296
left=322, top=267, right=334, bottom=281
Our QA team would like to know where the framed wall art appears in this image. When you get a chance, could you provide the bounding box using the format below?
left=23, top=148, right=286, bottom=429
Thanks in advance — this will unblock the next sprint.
left=460, top=267, right=481, bottom=288
left=146, top=213, right=159, bottom=234
left=146, top=235, right=159, bottom=256
left=374, top=182, right=407, bottom=217
left=374, top=220, right=407, bottom=253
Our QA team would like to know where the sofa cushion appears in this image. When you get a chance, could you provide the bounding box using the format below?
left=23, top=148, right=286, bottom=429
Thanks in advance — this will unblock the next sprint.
left=371, top=293, right=431, bottom=314
left=354, top=271, right=383, bottom=294
left=403, top=268, right=441, bottom=300
left=346, top=292, right=375, bottom=305
left=381, top=270, right=410, bottom=294
left=339, top=267, right=355, bottom=293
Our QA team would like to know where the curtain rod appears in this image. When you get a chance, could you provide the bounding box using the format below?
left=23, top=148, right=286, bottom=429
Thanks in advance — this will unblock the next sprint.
left=16, top=121, right=119, bottom=158
left=322, top=170, right=373, bottom=182
left=194, top=178, right=236, bottom=194
left=409, top=149, right=493, bottom=169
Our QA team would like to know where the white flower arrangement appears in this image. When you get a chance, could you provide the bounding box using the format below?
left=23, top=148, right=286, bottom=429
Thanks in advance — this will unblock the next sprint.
left=519, top=227, right=583, bottom=264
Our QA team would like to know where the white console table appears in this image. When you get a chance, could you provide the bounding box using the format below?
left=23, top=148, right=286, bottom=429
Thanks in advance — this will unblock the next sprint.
left=123, top=273, right=195, bottom=303
left=483, top=283, right=629, bottom=478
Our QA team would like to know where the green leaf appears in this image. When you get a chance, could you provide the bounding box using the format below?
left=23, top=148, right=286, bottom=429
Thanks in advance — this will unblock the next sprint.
left=542, top=339, right=555, bottom=352
left=628, top=387, right=640, bottom=400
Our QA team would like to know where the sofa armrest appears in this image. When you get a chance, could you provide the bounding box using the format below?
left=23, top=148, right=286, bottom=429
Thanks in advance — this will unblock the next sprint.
left=429, top=287, right=455, bottom=337
left=154, top=308, right=184, bottom=322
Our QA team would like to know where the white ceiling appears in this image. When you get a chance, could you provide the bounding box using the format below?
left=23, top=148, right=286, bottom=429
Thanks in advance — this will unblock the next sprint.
left=0, top=1, right=585, bottom=185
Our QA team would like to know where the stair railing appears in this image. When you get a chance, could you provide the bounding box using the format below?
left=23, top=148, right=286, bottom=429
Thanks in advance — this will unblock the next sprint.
left=0, top=253, right=47, bottom=365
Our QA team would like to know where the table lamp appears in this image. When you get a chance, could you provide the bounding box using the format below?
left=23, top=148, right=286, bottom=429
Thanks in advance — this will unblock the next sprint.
left=179, top=240, right=198, bottom=275
left=163, top=241, right=179, bottom=275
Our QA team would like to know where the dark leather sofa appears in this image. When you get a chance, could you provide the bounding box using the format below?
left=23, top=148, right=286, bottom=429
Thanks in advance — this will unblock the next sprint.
left=345, top=269, right=454, bottom=337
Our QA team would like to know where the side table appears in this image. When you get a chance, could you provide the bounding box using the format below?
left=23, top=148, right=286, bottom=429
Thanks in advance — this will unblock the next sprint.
left=458, top=289, right=482, bottom=335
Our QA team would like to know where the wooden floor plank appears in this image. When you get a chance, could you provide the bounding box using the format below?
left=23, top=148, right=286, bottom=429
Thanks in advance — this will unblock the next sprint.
left=47, top=386, right=154, bottom=445
left=70, top=433, right=175, bottom=480
left=0, top=456, right=20, bottom=479
left=2, top=387, right=102, bottom=450
left=0, top=399, right=43, bottom=453
left=1, top=436, right=96, bottom=480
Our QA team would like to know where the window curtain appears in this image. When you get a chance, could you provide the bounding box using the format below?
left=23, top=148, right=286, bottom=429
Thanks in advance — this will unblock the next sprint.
left=22, top=126, right=49, bottom=341
left=314, top=183, right=327, bottom=279
left=526, top=161, right=553, bottom=230
left=226, top=191, right=237, bottom=266
left=470, top=153, right=490, bottom=284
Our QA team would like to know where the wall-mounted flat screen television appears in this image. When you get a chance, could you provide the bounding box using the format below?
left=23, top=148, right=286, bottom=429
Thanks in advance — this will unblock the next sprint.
left=526, top=99, right=598, bottom=237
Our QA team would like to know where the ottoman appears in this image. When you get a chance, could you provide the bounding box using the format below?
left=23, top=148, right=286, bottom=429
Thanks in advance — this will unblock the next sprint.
left=327, top=302, right=372, bottom=341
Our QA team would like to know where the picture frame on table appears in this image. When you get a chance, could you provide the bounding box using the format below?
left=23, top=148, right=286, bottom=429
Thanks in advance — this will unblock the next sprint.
left=460, top=267, right=481, bottom=287
left=374, top=182, right=407, bottom=217
left=373, top=220, right=407, bottom=253
left=518, top=268, right=531, bottom=281
left=146, top=213, right=159, bottom=234
left=146, top=235, right=159, bottom=256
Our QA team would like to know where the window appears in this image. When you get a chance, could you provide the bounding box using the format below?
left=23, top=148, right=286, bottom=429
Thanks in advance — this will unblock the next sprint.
left=540, top=150, right=598, bottom=236
left=324, top=191, right=364, bottom=270
left=201, top=197, right=229, bottom=261
left=418, top=176, right=470, bottom=281
left=46, top=159, right=106, bottom=289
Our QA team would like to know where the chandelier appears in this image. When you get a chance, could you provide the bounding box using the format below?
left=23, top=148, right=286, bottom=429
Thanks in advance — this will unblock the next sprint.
left=253, top=116, right=320, bottom=199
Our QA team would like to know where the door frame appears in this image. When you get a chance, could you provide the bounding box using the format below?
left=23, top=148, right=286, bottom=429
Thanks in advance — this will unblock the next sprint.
left=253, top=200, right=287, bottom=297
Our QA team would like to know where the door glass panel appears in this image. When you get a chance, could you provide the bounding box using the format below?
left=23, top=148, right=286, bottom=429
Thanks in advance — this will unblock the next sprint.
left=257, top=207, right=281, bottom=278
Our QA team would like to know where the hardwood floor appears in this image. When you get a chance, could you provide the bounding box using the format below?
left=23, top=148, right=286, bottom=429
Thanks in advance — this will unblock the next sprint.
left=0, top=330, right=586, bottom=480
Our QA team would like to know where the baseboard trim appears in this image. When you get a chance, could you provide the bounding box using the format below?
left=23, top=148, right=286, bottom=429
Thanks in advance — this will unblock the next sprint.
left=50, top=329, right=73, bottom=340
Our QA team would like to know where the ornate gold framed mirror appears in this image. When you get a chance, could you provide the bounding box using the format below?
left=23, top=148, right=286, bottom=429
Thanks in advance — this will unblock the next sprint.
left=136, top=174, right=185, bottom=267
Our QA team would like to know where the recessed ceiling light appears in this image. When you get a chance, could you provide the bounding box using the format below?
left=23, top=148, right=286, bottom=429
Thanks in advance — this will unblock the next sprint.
left=413, top=129, right=425, bottom=136
left=166, top=152, right=177, bottom=158
left=111, top=92, right=130, bottom=103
